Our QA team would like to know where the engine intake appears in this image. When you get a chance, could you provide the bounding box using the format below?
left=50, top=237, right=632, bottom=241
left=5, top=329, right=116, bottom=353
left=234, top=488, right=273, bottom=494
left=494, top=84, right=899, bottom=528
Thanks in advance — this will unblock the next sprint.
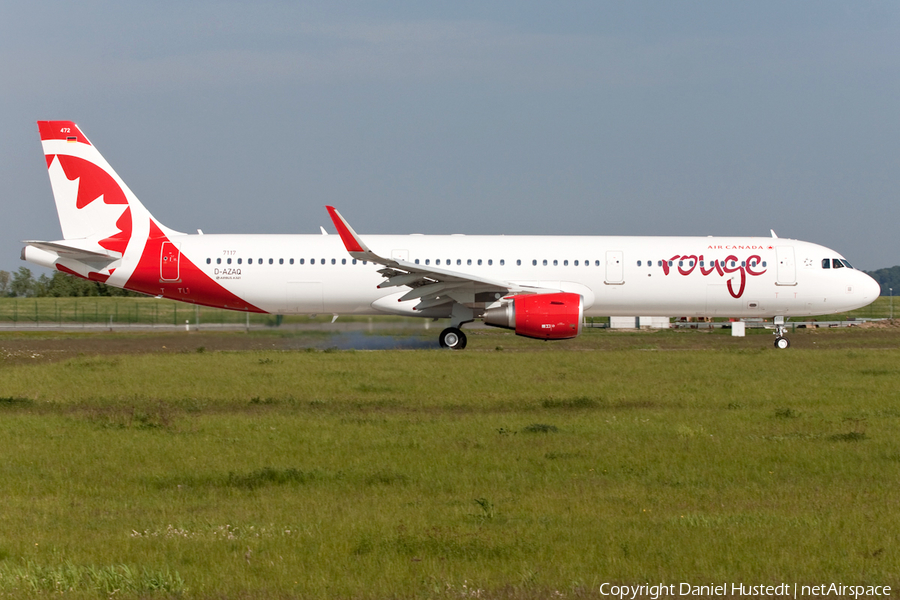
left=483, top=292, right=583, bottom=340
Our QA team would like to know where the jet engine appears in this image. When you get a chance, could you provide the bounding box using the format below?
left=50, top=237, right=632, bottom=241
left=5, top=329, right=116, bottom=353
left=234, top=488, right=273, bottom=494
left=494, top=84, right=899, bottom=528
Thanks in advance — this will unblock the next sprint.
left=483, top=292, right=583, bottom=340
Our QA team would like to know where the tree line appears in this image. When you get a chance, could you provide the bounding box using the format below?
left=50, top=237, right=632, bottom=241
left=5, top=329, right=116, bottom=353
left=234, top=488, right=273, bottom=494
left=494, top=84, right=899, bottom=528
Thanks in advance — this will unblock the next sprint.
left=866, top=266, right=900, bottom=297
left=2, top=265, right=899, bottom=298
left=0, top=267, right=143, bottom=298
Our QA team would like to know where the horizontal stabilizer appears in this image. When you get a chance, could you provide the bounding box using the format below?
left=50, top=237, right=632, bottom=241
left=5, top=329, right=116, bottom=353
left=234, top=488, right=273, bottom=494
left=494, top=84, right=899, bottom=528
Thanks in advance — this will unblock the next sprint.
left=22, top=240, right=122, bottom=261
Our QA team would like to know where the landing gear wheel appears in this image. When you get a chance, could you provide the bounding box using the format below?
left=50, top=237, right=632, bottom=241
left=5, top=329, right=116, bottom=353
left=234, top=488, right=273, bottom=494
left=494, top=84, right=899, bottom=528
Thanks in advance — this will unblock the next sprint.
left=773, top=317, right=790, bottom=349
left=439, top=327, right=467, bottom=350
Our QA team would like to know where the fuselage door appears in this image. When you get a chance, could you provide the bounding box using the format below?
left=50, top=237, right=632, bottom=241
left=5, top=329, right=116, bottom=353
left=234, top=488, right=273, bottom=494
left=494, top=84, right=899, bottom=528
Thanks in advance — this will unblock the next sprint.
left=605, top=250, right=624, bottom=284
left=775, top=246, right=797, bottom=285
left=160, top=242, right=181, bottom=282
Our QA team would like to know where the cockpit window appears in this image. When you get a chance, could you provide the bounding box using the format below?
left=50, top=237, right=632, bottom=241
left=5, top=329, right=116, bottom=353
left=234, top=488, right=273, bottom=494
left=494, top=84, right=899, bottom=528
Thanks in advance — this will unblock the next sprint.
left=822, top=259, right=830, bottom=269
left=832, top=258, right=844, bottom=269
left=841, top=259, right=853, bottom=269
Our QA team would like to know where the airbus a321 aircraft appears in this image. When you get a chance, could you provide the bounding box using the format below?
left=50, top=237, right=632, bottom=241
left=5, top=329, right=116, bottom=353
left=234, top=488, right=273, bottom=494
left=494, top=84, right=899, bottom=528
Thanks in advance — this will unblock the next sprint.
left=23, top=121, right=880, bottom=349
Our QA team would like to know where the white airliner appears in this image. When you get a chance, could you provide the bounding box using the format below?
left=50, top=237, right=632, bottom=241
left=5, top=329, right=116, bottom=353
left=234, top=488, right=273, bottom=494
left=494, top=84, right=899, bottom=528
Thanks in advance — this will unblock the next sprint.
left=23, top=121, right=880, bottom=349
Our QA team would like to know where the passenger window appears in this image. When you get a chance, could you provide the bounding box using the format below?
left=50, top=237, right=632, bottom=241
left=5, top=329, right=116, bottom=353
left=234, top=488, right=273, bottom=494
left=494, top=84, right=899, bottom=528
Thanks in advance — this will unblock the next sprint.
left=637, top=260, right=641, bottom=267
left=259, top=259, right=264, bottom=264
left=352, top=259, right=357, bottom=265
left=822, top=259, right=830, bottom=269
left=300, top=258, right=305, bottom=265
left=415, top=259, right=419, bottom=264
left=678, top=260, right=683, bottom=267
left=425, top=259, right=430, bottom=265
left=543, top=260, right=548, bottom=266
left=532, top=260, right=537, bottom=266
left=238, top=258, right=242, bottom=265
left=553, top=260, right=558, bottom=266
left=268, top=258, right=273, bottom=265
left=279, top=258, right=284, bottom=265
left=488, top=259, right=493, bottom=266
left=289, top=258, right=294, bottom=265
left=574, top=260, right=580, bottom=266
left=516, top=259, right=521, bottom=266
left=500, top=259, right=505, bottom=266
left=206, top=258, right=211, bottom=264
left=477, top=259, right=482, bottom=266
left=457, top=259, right=462, bottom=265
left=468, top=259, right=472, bottom=266
left=563, top=260, right=568, bottom=266
left=331, top=259, right=336, bottom=265
left=320, top=259, right=325, bottom=265
left=216, top=258, right=222, bottom=264
left=594, top=260, right=600, bottom=266
left=227, top=258, right=232, bottom=264
left=668, top=261, right=673, bottom=267
left=436, top=259, right=441, bottom=265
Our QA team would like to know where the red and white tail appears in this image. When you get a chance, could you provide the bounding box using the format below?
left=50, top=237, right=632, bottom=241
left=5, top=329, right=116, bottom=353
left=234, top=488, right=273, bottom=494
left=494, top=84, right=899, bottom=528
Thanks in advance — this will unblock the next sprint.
left=24, top=121, right=182, bottom=285
left=37, top=121, right=177, bottom=249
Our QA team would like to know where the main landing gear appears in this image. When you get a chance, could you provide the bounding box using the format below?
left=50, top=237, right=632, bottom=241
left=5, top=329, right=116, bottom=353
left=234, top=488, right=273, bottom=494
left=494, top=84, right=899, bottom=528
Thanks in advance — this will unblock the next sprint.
left=439, top=305, right=474, bottom=350
left=439, top=327, right=467, bottom=350
left=773, top=316, right=790, bottom=349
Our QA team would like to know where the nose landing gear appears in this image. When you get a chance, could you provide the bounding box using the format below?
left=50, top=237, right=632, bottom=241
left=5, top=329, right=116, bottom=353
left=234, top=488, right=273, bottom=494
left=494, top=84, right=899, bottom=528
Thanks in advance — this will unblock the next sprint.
left=773, top=316, right=790, bottom=349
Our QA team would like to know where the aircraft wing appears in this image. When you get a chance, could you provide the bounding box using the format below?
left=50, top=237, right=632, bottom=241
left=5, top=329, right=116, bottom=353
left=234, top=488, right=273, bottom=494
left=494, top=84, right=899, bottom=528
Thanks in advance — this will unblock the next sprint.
left=326, top=206, right=535, bottom=310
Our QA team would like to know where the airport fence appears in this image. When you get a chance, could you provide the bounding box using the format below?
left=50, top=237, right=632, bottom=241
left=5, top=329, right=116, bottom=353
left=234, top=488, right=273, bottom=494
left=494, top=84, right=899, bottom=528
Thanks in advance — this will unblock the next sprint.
left=0, top=296, right=892, bottom=330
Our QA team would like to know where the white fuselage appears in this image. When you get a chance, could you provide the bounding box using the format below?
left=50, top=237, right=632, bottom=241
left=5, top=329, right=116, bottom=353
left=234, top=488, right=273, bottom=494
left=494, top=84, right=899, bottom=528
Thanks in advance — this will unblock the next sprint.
left=173, top=233, right=878, bottom=318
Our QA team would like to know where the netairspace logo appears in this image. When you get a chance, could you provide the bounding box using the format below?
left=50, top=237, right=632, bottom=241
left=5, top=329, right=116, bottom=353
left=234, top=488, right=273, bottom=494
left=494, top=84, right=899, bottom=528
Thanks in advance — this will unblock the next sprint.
left=598, top=582, right=892, bottom=599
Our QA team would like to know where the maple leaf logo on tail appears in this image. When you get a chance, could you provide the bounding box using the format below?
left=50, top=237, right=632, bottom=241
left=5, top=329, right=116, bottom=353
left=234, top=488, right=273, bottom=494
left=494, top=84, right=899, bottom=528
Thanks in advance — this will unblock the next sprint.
left=47, top=154, right=133, bottom=255
left=33, top=121, right=183, bottom=286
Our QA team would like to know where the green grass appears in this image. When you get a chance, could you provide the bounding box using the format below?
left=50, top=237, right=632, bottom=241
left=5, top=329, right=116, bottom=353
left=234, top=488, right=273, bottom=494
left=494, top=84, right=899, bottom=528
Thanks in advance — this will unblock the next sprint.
left=0, top=333, right=898, bottom=598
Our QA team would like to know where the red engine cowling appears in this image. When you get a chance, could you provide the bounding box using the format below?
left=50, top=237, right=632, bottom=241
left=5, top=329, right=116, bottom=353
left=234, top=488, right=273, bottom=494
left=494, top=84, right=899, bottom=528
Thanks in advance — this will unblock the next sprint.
left=483, top=292, right=583, bottom=340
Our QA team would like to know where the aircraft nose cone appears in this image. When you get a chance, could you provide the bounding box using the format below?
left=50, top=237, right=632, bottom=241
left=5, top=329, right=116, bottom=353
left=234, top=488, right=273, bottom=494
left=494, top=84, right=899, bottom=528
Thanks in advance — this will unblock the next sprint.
left=862, top=272, right=881, bottom=300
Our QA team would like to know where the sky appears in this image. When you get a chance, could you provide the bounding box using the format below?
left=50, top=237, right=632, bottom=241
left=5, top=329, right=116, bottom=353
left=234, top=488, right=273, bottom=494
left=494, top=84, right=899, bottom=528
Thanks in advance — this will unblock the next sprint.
left=2, top=1, right=899, bottom=274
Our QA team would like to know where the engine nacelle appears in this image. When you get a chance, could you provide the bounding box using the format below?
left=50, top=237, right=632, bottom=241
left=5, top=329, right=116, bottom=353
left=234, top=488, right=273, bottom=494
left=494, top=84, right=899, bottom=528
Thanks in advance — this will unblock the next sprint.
left=483, top=292, right=583, bottom=340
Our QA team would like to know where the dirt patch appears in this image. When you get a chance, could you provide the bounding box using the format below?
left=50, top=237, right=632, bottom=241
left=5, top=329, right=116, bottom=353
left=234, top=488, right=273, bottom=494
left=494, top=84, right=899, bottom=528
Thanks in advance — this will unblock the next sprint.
left=2, top=325, right=900, bottom=364
left=859, top=318, right=900, bottom=329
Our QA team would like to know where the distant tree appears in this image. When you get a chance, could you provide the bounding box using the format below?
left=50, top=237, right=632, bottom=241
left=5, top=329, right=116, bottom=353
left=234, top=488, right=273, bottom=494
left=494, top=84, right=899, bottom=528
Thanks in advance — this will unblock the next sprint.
left=36, top=271, right=145, bottom=298
left=864, top=266, right=900, bottom=296
left=10, top=267, right=35, bottom=297
left=43, top=272, right=94, bottom=297
left=34, top=273, right=52, bottom=297
left=0, top=268, right=151, bottom=297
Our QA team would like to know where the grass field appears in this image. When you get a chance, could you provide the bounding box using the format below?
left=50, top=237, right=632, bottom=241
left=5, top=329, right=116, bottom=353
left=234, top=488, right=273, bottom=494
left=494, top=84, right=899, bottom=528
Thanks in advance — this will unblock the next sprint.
left=0, top=327, right=898, bottom=598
